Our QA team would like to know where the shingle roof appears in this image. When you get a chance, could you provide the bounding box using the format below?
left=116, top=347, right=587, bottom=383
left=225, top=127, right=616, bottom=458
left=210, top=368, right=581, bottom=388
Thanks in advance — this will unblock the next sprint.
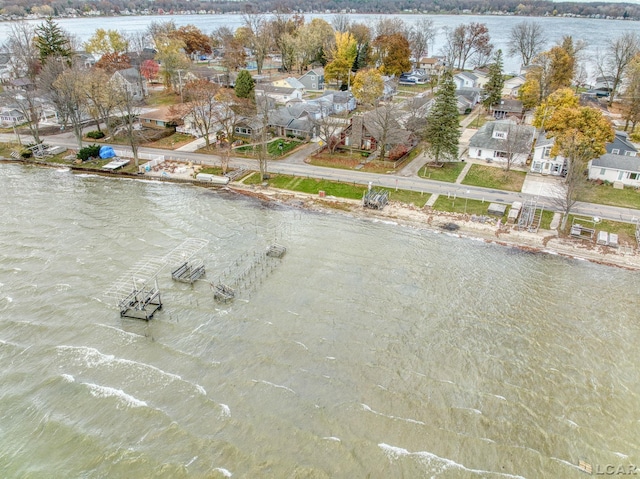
left=469, top=120, right=536, bottom=153
left=592, top=154, right=640, bottom=173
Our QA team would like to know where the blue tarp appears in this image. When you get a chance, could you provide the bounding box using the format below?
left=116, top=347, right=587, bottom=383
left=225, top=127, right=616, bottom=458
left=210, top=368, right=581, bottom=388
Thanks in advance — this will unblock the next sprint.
left=99, top=146, right=116, bottom=159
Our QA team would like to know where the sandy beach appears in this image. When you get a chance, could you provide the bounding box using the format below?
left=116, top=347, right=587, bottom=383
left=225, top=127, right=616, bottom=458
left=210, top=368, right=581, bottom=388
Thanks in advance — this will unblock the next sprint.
left=228, top=183, right=640, bottom=271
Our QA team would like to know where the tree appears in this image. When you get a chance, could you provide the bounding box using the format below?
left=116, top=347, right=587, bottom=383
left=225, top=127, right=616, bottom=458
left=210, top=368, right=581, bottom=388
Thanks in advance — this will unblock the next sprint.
left=325, top=31, right=357, bottom=88
left=548, top=45, right=574, bottom=92
left=331, top=13, right=350, bottom=33
left=95, top=52, right=131, bottom=73
left=495, top=122, right=535, bottom=172
left=34, top=17, right=72, bottom=65
left=519, top=50, right=554, bottom=107
left=213, top=27, right=247, bottom=73
left=182, top=79, right=220, bottom=148
left=408, top=18, right=437, bottom=69
left=2, top=86, right=44, bottom=145
left=507, top=21, right=546, bottom=68
left=597, top=32, right=640, bottom=106
left=4, top=22, right=41, bottom=81
left=483, top=49, right=505, bottom=111
left=442, top=23, right=492, bottom=71
left=173, top=25, right=212, bottom=58
left=112, top=83, right=144, bottom=168
left=314, top=104, right=343, bottom=154
left=292, top=19, right=334, bottom=73
left=82, top=68, right=119, bottom=133
left=241, top=9, right=271, bottom=75
left=373, top=33, right=412, bottom=77
left=234, top=70, right=254, bottom=99
left=366, top=103, right=407, bottom=161
left=424, top=70, right=460, bottom=165
left=620, top=54, right=640, bottom=131
left=269, top=12, right=304, bottom=73
left=154, top=36, right=190, bottom=92
left=51, top=64, right=88, bottom=148
left=349, top=23, right=371, bottom=71
left=543, top=106, right=614, bottom=229
left=140, top=60, right=160, bottom=83
left=84, top=29, right=129, bottom=55
left=532, top=87, right=579, bottom=129
left=352, top=68, right=384, bottom=106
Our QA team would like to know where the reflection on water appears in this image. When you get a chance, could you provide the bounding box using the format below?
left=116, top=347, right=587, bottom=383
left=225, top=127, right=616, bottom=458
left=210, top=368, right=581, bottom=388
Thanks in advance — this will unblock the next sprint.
left=0, top=165, right=639, bottom=478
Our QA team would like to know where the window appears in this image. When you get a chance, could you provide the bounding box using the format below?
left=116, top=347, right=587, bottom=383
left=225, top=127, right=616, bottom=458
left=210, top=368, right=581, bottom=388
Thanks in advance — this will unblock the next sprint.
left=611, top=148, right=620, bottom=154
left=629, top=172, right=639, bottom=180
left=552, top=164, right=560, bottom=172
left=492, top=131, right=507, bottom=139
left=624, top=150, right=636, bottom=156
left=542, top=146, right=552, bottom=159
left=494, top=151, right=508, bottom=158
left=600, top=168, right=606, bottom=175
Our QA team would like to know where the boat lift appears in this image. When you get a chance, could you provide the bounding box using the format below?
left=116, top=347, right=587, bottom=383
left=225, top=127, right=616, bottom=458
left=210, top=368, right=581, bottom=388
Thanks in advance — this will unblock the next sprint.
left=104, top=238, right=208, bottom=320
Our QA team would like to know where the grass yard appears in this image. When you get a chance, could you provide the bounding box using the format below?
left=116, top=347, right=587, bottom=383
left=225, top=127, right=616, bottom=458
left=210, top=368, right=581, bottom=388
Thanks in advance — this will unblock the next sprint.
left=461, top=164, right=527, bottom=192
left=235, top=139, right=301, bottom=158
left=144, top=132, right=195, bottom=149
left=419, top=161, right=466, bottom=182
left=539, top=210, right=556, bottom=230
left=242, top=172, right=430, bottom=206
left=433, top=195, right=507, bottom=218
left=578, top=181, right=640, bottom=209
left=146, top=90, right=180, bottom=106
left=567, top=215, right=638, bottom=247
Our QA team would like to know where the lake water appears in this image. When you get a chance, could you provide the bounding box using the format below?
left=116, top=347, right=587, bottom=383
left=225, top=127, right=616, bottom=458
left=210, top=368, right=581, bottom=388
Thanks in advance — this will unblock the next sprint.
left=1, top=164, right=639, bottom=478
left=0, top=13, right=636, bottom=76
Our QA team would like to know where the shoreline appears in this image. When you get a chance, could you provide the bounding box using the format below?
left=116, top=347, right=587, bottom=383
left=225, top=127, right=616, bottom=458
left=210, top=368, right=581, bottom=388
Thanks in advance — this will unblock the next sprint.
left=3, top=157, right=640, bottom=270
left=227, top=184, right=640, bottom=271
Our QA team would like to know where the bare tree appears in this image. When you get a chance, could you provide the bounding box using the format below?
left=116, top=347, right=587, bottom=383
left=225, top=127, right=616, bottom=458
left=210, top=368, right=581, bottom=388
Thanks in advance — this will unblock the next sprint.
left=442, top=23, right=492, bottom=71
left=408, top=18, right=436, bottom=69
left=4, top=21, right=41, bottom=81
left=2, top=88, right=44, bottom=145
left=373, top=17, right=407, bottom=39
left=496, top=121, right=535, bottom=172
left=113, top=87, right=144, bottom=167
left=365, top=103, right=408, bottom=161
left=242, top=8, right=271, bottom=75
left=594, top=32, right=640, bottom=106
left=82, top=68, right=119, bottom=133
left=314, top=104, right=343, bottom=154
left=507, top=21, right=546, bottom=68
left=181, top=79, right=221, bottom=148
left=50, top=63, right=88, bottom=148
left=331, top=13, right=350, bottom=33
left=552, top=157, right=587, bottom=231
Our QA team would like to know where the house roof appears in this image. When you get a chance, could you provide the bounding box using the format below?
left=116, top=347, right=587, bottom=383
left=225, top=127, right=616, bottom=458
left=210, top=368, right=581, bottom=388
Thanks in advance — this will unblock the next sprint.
left=592, top=154, right=640, bottom=173
left=299, top=68, right=324, bottom=79
left=419, top=57, right=439, bottom=64
left=257, top=85, right=298, bottom=95
left=456, top=88, right=481, bottom=102
left=492, top=99, right=524, bottom=113
left=114, top=67, right=143, bottom=83
left=139, top=106, right=179, bottom=122
left=282, top=77, right=305, bottom=89
left=455, top=72, right=478, bottom=82
left=469, top=120, right=536, bottom=153
left=535, top=131, right=555, bottom=149
left=607, top=131, right=638, bottom=155
left=504, top=75, right=526, bottom=87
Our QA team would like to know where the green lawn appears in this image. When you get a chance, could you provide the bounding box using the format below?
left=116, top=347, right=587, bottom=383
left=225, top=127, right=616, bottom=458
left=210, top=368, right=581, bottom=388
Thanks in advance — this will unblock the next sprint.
left=539, top=210, right=556, bottom=230
left=235, top=139, right=301, bottom=158
left=567, top=215, right=638, bottom=247
left=578, top=182, right=640, bottom=209
left=146, top=90, right=180, bottom=106
left=243, top=172, right=430, bottom=206
left=419, top=161, right=466, bottom=182
left=461, top=164, right=526, bottom=192
left=432, top=195, right=507, bottom=218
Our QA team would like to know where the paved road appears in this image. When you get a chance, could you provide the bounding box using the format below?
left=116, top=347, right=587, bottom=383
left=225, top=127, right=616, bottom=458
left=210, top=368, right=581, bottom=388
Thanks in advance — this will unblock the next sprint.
left=3, top=132, right=640, bottom=225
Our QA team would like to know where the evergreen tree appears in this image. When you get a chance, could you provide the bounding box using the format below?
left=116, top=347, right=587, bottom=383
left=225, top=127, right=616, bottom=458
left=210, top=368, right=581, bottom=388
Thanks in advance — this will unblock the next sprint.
left=34, top=17, right=72, bottom=65
left=483, top=49, right=505, bottom=110
left=424, top=70, right=460, bottom=164
left=234, top=70, right=255, bottom=99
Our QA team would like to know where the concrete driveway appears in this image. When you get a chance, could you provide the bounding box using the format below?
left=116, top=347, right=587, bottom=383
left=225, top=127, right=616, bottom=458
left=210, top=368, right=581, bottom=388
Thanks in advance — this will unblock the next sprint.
left=521, top=173, right=566, bottom=199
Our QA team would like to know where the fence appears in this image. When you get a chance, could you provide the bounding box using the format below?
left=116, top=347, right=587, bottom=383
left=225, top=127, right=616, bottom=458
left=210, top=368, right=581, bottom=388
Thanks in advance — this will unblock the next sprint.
left=110, top=149, right=164, bottom=173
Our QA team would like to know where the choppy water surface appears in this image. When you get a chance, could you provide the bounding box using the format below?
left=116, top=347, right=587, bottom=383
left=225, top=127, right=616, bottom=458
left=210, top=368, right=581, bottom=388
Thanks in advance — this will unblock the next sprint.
left=0, top=164, right=639, bottom=478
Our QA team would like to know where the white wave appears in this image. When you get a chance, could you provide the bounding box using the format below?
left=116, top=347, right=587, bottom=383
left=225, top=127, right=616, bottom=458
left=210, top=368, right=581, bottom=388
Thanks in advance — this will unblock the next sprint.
left=4, top=297, right=12, bottom=303
left=323, top=436, right=341, bottom=442
left=453, top=407, right=482, bottom=415
left=195, top=384, right=207, bottom=395
left=614, top=452, right=629, bottom=459
left=213, top=467, right=232, bottom=477
left=492, top=394, right=507, bottom=401
left=361, top=403, right=425, bottom=425
left=55, top=168, right=70, bottom=173
left=57, top=345, right=181, bottom=381
left=96, top=324, right=145, bottom=342
left=325, top=356, right=336, bottom=360
left=61, top=374, right=75, bottom=383
left=84, top=383, right=147, bottom=408
left=219, top=403, right=231, bottom=418
left=294, top=341, right=308, bottom=350
left=252, top=379, right=296, bottom=395
left=287, top=310, right=300, bottom=316
left=185, top=456, right=198, bottom=467
left=379, top=443, right=526, bottom=478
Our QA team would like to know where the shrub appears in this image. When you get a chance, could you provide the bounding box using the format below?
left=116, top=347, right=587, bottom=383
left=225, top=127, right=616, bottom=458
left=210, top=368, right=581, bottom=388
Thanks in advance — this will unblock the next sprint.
left=77, top=144, right=101, bottom=161
left=86, top=130, right=105, bottom=139
left=388, top=144, right=409, bottom=162
left=20, top=149, right=32, bottom=158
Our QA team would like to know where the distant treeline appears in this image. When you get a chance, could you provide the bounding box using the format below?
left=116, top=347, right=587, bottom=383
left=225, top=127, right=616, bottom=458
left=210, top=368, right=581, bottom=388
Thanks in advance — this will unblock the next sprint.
left=2, top=0, right=640, bottom=21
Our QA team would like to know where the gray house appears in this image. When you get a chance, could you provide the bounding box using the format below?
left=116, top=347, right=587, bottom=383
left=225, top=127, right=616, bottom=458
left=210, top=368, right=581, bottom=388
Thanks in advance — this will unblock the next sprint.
left=588, top=131, right=639, bottom=187
left=468, top=120, right=536, bottom=166
left=298, top=68, right=324, bottom=91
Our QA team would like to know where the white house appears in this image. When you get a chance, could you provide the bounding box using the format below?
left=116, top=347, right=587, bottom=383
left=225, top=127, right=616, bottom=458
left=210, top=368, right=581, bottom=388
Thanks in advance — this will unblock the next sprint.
left=468, top=119, right=536, bottom=165
left=588, top=131, right=640, bottom=187
left=453, top=72, right=478, bottom=89
left=530, top=132, right=566, bottom=176
left=0, top=108, right=26, bottom=125
left=502, top=75, right=526, bottom=98
left=255, top=85, right=303, bottom=104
